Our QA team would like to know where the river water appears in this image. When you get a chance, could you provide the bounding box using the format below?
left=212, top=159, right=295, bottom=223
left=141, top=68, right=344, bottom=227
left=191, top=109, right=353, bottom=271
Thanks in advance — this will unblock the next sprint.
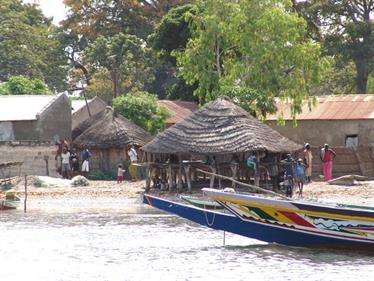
left=0, top=197, right=373, bottom=281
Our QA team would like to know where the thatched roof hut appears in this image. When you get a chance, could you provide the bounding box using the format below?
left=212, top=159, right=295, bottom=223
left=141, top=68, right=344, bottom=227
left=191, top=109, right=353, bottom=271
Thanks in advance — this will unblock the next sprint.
left=74, top=108, right=153, bottom=148
left=73, top=107, right=153, bottom=175
left=142, top=98, right=301, bottom=155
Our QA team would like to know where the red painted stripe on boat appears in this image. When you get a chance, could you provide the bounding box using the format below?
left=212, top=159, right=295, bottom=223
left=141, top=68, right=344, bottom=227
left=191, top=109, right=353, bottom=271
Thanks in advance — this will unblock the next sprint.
left=279, top=211, right=315, bottom=228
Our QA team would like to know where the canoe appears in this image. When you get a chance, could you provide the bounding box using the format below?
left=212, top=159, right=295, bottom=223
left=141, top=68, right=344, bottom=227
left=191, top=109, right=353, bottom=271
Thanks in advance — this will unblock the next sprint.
left=203, top=188, right=374, bottom=250
left=0, top=192, right=21, bottom=210
left=143, top=191, right=374, bottom=250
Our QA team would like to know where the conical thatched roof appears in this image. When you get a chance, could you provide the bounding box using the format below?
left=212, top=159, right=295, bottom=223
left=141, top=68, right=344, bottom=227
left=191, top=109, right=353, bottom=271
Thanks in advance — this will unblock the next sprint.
left=73, top=108, right=153, bottom=149
left=142, top=98, right=302, bottom=154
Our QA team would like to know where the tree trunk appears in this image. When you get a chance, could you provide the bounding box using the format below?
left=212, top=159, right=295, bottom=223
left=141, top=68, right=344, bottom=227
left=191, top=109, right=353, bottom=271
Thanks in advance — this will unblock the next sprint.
left=354, top=59, right=369, bottom=94
left=111, top=68, right=121, bottom=98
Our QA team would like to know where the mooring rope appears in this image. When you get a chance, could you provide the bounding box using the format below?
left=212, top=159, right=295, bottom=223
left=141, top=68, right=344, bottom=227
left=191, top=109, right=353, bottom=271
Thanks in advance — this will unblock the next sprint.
left=196, top=168, right=290, bottom=200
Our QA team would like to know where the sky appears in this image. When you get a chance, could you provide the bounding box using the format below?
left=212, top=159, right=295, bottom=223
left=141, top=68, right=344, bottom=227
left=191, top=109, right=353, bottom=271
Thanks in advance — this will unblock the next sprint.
left=23, top=0, right=68, bottom=25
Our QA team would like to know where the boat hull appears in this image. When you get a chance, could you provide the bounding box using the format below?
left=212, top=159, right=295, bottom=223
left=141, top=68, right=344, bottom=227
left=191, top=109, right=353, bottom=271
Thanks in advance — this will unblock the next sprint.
left=143, top=194, right=374, bottom=250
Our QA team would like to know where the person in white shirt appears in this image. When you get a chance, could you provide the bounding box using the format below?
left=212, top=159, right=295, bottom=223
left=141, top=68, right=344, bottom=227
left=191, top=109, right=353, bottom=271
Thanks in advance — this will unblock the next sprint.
left=61, top=147, right=71, bottom=179
left=127, top=145, right=138, bottom=181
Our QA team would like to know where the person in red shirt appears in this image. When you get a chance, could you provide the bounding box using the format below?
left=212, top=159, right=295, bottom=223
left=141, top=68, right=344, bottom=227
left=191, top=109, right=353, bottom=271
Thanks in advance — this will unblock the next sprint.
left=320, top=144, right=336, bottom=181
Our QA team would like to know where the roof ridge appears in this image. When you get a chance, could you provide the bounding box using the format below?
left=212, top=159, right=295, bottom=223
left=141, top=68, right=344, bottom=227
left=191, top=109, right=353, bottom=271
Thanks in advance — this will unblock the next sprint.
left=35, top=94, right=62, bottom=118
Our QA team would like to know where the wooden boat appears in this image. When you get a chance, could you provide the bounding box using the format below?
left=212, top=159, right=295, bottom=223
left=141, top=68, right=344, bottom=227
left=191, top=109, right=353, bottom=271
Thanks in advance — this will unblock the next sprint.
left=179, top=195, right=223, bottom=209
left=203, top=188, right=374, bottom=250
left=143, top=191, right=374, bottom=250
left=0, top=191, right=21, bottom=210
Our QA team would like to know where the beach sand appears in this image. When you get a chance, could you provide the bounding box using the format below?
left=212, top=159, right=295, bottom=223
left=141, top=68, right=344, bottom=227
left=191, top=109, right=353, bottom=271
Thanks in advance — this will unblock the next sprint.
left=6, top=176, right=374, bottom=206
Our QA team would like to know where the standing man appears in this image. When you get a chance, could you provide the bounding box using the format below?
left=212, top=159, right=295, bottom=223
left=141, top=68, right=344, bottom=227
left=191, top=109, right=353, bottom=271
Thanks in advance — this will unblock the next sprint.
left=303, top=143, right=313, bottom=183
left=61, top=146, right=71, bottom=179
left=320, top=144, right=336, bottom=181
left=81, top=145, right=92, bottom=177
left=128, top=145, right=138, bottom=181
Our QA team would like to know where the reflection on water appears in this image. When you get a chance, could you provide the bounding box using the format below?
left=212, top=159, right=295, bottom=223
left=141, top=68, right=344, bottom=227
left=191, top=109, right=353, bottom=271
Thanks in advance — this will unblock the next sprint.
left=1, top=197, right=373, bottom=281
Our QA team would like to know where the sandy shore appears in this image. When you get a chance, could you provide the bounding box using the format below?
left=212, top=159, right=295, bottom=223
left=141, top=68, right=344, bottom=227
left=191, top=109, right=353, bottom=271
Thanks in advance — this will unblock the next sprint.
left=5, top=176, right=374, bottom=206
left=10, top=176, right=145, bottom=199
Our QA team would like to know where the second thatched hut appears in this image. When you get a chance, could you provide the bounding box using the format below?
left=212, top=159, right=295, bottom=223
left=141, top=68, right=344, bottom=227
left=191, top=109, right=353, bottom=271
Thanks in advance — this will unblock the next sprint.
left=141, top=97, right=302, bottom=191
left=73, top=107, right=153, bottom=177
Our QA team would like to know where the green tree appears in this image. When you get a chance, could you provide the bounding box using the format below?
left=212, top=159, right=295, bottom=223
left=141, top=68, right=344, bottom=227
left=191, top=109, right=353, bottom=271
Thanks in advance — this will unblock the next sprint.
left=150, top=4, right=196, bottom=63
left=148, top=4, right=197, bottom=100
left=112, top=90, right=171, bottom=134
left=292, top=0, right=374, bottom=94
left=368, top=75, right=374, bottom=94
left=174, top=0, right=328, bottom=118
left=0, top=0, right=67, bottom=92
left=84, top=33, right=154, bottom=98
left=0, top=75, right=51, bottom=95
left=311, top=62, right=356, bottom=96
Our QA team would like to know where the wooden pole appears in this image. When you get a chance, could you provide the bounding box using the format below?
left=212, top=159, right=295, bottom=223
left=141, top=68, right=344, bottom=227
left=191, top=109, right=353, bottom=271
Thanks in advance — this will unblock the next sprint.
left=196, top=168, right=289, bottom=200
left=184, top=164, right=192, bottom=193
left=145, top=165, right=151, bottom=192
left=24, top=175, right=27, bottom=213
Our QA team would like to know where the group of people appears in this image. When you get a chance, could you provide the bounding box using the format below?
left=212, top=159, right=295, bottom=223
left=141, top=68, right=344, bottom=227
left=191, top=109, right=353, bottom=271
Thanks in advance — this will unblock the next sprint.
left=278, top=143, right=336, bottom=197
left=56, top=140, right=92, bottom=179
left=117, top=145, right=139, bottom=184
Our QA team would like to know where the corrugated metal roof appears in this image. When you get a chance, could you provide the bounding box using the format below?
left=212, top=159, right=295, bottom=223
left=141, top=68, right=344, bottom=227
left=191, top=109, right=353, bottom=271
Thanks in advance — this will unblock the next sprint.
left=0, top=95, right=58, bottom=121
left=158, top=100, right=198, bottom=125
left=267, top=95, right=374, bottom=121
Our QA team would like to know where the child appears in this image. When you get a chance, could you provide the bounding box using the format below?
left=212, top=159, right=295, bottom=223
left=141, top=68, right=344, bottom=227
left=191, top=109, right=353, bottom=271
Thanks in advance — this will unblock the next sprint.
left=284, top=174, right=294, bottom=197
left=117, top=164, right=126, bottom=184
left=294, top=158, right=306, bottom=196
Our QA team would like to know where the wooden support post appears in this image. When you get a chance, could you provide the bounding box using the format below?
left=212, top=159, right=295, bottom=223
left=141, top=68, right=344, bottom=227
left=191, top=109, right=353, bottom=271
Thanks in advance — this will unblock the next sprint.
left=230, top=164, right=238, bottom=188
left=145, top=165, right=151, bottom=192
left=168, top=164, right=173, bottom=192
left=217, top=165, right=222, bottom=189
left=24, top=175, right=27, bottom=213
left=184, top=164, right=192, bottom=193
left=209, top=167, right=216, bottom=188
left=255, top=152, right=260, bottom=187
left=177, top=156, right=183, bottom=192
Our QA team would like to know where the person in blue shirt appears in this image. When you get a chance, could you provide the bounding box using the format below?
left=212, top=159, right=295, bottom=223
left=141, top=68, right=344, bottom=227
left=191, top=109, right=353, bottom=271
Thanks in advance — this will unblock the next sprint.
left=294, top=158, right=306, bottom=196
left=81, top=145, right=92, bottom=176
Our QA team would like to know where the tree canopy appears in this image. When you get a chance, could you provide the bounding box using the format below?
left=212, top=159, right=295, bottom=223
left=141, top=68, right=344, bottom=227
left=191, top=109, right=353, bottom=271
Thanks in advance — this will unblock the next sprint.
left=0, top=0, right=67, bottom=92
left=174, top=0, right=328, bottom=118
left=112, top=90, right=170, bottom=134
left=293, top=0, right=374, bottom=94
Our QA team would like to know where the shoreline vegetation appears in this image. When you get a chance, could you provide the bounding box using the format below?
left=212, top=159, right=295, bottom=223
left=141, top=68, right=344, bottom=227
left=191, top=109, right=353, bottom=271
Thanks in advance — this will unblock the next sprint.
left=7, top=176, right=374, bottom=207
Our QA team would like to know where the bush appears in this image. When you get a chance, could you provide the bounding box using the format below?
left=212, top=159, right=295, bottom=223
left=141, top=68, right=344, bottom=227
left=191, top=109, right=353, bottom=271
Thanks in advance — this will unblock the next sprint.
left=32, top=177, right=44, bottom=187
left=89, top=170, right=117, bottom=181
left=0, top=76, right=51, bottom=95
left=112, top=90, right=170, bottom=135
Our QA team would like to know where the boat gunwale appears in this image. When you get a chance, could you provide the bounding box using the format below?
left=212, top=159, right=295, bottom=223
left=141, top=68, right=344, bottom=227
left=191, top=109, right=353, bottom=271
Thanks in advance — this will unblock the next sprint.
left=202, top=188, right=374, bottom=221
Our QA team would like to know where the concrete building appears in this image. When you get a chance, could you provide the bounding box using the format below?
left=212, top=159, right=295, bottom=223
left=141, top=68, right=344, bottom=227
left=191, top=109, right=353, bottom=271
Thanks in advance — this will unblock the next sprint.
left=266, top=95, right=374, bottom=177
left=71, top=97, right=107, bottom=132
left=0, top=93, right=71, bottom=142
left=266, top=95, right=374, bottom=148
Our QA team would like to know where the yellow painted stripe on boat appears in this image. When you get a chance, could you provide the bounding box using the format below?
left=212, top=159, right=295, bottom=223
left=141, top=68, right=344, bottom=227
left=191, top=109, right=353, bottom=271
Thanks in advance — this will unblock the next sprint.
left=212, top=196, right=374, bottom=223
left=342, top=229, right=370, bottom=236
left=261, top=208, right=296, bottom=224
left=226, top=201, right=300, bottom=224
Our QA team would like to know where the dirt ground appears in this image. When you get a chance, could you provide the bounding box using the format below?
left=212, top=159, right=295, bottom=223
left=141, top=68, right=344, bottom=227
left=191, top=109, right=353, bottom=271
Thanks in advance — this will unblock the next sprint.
left=5, top=176, right=374, bottom=206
